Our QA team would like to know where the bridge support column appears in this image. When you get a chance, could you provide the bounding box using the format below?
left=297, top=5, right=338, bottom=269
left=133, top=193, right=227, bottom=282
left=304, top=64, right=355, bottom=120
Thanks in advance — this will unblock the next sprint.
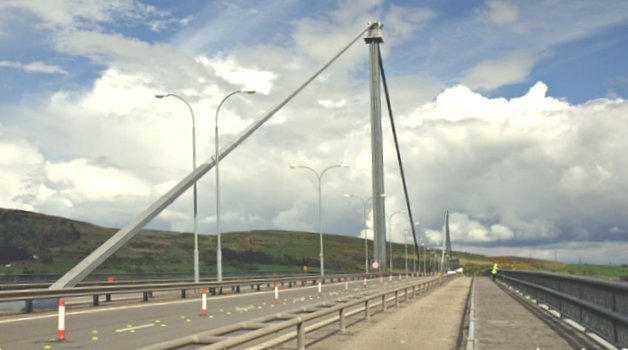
left=364, top=22, right=387, bottom=273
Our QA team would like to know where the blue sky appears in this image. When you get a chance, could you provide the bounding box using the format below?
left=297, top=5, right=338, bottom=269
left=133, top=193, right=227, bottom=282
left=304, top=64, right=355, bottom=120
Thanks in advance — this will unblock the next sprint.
left=1, top=0, right=627, bottom=264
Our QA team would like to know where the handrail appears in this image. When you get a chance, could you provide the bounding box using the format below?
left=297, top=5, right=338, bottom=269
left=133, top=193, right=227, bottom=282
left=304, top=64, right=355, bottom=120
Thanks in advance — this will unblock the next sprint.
left=137, top=274, right=455, bottom=350
left=498, top=269, right=628, bottom=349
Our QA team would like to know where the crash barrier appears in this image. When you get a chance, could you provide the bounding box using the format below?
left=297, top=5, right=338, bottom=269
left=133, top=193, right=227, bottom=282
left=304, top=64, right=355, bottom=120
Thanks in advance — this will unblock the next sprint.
left=138, top=274, right=456, bottom=350
left=0, top=272, right=428, bottom=313
left=498, top=270, right=628, bottom=349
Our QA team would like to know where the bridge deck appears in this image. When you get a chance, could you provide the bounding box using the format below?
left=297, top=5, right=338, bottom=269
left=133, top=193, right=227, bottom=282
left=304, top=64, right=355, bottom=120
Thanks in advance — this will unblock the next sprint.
left=474, top=276, right=575, bottom=349
left=310, top=276, right=471, bottom=350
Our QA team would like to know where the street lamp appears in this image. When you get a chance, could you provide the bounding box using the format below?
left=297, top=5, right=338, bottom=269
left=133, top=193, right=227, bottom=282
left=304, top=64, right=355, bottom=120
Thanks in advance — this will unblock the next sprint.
left=343, top=194, right=372, bottom=275
left=404, top=229, right=409, bottom=274
left=421, top=242, right=426, bottom=275
left=387, top=210, right=405, bottom=273
left=215, top=89, right=256, bottom=282
left=291, top=163, right=349, bottom=277
left=154, top=93, right=200, bottom=283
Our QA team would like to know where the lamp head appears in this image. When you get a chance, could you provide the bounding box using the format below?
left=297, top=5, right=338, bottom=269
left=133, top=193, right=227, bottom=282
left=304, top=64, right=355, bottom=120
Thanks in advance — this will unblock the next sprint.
left=154, top=94, right=167, bottom=99
left=340, top=163, right=349, bottom=168
left=241, top=90, right=256, bottom=94
left=289, top=164, right=299, bottom=169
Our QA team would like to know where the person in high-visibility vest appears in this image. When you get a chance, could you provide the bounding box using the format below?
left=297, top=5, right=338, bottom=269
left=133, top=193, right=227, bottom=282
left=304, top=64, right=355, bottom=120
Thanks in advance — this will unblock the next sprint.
left=491, top=263, right=498, bottom=281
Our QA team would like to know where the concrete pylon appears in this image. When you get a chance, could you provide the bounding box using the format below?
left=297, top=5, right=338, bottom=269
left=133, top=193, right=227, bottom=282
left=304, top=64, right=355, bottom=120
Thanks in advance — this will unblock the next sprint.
left=364, top=22, right=387, bottom=272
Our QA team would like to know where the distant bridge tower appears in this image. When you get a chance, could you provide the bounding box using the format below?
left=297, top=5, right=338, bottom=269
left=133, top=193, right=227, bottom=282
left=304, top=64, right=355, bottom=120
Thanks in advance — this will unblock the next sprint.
left=440, top=209, right=452, bottom=273
left=364, top=22, right=387, bottom=272
left=445, top=209, right=452, bottom=269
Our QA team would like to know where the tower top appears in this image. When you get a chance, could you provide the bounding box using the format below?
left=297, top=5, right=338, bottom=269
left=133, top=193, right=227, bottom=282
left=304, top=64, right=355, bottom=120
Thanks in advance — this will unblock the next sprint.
left=364, top=22, right=383, bottom=43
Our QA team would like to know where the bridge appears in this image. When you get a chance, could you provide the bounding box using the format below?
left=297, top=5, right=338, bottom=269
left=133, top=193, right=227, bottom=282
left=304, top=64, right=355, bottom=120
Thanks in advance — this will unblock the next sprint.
left=1, top=21, right=627, bottom=350
left=1, top=270, right=626, bottom=349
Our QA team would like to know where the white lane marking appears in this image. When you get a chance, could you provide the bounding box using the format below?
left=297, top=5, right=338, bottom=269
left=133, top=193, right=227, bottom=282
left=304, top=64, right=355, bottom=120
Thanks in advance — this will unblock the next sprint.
left=115, top=323, right=155, bottom=333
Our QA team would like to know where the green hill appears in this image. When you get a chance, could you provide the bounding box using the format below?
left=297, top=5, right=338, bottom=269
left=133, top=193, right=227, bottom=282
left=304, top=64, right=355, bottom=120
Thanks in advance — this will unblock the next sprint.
left=1, top=208, right=625, bottom=281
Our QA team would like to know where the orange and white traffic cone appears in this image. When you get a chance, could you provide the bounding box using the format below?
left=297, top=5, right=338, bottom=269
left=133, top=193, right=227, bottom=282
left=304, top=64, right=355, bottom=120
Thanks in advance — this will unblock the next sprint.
left=57, top=298, right=66, bottom=341
left=201, top=288, right=207, bottom=315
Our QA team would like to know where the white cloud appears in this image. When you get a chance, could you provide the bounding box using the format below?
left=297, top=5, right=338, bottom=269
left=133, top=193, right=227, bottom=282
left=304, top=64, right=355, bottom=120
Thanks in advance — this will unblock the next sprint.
left=460, top=51, right=534, bottom=90
left=0, top=60, right=66, bottom=74
left=0, top=0, right=164, bottom=30
left=483, top=0, right=519, bottom=25
left=0, top=139, right=44, bottom=210
left=609, top=226, right=626, bottom=234
left=197, top=56, right=277, bottom=95
left=1, top=1, right=627, bottom=266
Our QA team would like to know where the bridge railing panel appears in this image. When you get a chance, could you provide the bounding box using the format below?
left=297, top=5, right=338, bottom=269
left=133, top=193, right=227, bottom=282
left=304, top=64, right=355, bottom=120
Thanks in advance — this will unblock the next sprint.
left=498, top=269, right=628, bottom=349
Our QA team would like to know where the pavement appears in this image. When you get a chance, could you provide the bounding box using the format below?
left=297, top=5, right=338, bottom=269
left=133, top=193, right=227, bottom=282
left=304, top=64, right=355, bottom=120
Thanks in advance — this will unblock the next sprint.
left=473, top=277, right=574, bottom=349
left=309, top=276, right=471, bottom=350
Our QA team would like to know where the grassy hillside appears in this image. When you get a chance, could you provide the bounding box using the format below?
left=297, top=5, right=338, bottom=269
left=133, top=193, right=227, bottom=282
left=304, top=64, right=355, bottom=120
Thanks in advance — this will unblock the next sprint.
left=1, top=208, right=625, bottom=282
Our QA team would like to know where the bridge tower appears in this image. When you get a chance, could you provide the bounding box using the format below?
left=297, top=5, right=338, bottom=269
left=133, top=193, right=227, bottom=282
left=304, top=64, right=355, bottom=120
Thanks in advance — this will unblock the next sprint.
left=364, top=23, right=387, bottom=272
left=445, top=209, right=452, bottom=271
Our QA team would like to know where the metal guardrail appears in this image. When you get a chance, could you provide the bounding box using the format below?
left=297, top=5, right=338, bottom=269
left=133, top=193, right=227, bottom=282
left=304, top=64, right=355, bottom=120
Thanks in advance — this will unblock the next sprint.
left=0, top=272, right=323, bottom=290
left=137, top=274, right=455, bottom=350
left=0, top=272, right=426, bottom=312
left=498, top=270, right=628, bottom=349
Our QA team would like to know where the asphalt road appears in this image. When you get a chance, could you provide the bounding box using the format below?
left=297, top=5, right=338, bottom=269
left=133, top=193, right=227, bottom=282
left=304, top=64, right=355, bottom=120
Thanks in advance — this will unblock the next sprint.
left=0, top=276, right=422, bottom=349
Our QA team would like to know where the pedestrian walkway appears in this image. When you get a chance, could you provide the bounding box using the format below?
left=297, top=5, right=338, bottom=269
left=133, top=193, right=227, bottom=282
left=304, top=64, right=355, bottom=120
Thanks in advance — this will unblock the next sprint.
left=310, top=276, right=471, bottom=350
left=473, top=277, right=573, bottom=349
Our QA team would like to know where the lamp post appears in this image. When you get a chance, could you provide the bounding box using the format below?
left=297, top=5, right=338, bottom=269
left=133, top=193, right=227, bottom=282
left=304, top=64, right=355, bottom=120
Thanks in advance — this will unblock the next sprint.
left=421, top=242, right=426, bottom=275
left=215, top=89, right=255, bottom=282
left=154, top=93, right=200, bottom=283
left=387, top=210, right=405, bottom=273
left=291, top=163, right=349, bottom=277
left=343, top=194, right=372, bottom=275
left=404, top=229, right=409, bottom=274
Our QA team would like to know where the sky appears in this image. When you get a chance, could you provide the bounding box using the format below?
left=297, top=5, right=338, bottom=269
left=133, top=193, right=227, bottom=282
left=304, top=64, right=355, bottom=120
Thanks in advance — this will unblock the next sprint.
left=1, top=0, right=627, bottom=265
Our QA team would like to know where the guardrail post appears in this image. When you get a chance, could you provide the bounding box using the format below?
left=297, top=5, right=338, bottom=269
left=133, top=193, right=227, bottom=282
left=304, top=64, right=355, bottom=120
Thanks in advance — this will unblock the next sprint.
left=297, top=321, right=305, bottom=350
left=92, top=295, right=99, bottom=306
left=404, top=287, right=408, bottom=302
left=181, top=289, right=187, bottom=299
left=395, top=291, right=399, bottom=307
left=143, top=291, right=149, bottom=302
left=365, top=299, right=370, bottom=320
left=24, top=300, right=33, bottom=313
left=105, top=293, right=111, bottom=302
left=412, top=285, right=416, bottom=298
left=339, top=308, right=346, bottom=333
left=236, top=285, right=240, bottom=293
left=256, top=284, right=261, bottom=291
left=382, top=294, right=387, bottom=311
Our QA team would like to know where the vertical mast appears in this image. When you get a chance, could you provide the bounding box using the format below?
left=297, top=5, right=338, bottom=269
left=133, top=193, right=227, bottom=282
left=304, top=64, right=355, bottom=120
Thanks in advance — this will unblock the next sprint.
left=364, top=22, right=387, bottom=272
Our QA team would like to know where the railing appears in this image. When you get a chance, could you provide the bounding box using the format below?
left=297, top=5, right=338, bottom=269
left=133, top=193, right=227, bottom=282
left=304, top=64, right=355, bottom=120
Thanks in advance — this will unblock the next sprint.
left=137, top=274, right=455, bottom=350
left=0, top=272, right=323, bottom=290
left=0, top=272, right=422, bottom=312
left=498, top=270, right=628, bottom=349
